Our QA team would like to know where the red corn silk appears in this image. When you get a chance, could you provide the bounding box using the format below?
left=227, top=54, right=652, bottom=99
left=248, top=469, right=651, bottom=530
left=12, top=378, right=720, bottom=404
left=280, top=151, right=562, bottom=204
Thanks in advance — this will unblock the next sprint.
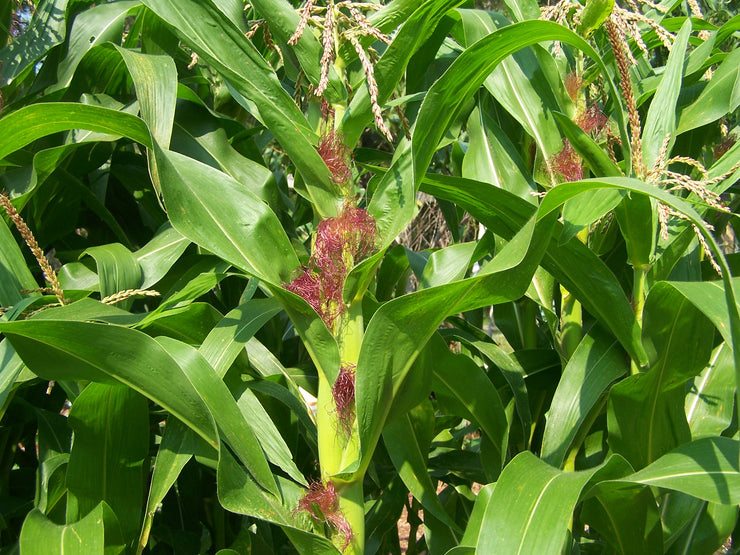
left=551, top=140, right=583, bottom=182
left=317, top=132, right=353, bottom=186
left=297, top=481, right=353, bottom=549
left=576, top=103, right=609, bottom=136
left=332, top=364, right=356, bottom=433
left=285, top=205, right=377, bottom=328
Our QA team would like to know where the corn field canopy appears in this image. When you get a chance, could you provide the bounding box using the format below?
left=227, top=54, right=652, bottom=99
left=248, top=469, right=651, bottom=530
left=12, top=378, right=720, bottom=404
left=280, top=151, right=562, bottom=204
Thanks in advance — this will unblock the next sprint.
left=1, top=0, right=740, bottom=554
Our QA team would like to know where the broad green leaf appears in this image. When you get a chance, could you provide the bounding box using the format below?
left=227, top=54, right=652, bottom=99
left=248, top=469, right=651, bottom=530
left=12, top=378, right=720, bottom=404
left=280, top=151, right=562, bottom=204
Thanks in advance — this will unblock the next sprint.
left=140, top=0, right=341, bottom=217
left=199, top=299, right=283, bottom=378
left=52, top=2, right=139, bottom=90
left=604, top=437, right=740, bottom=505
left=0, top=340, right=25, bottom=417
left=578, top=0, right=615, bottom=38
left=541, top=329, right=628, bottom=468
left=667, top=502, right=738, bottom=555
left=642, top=19, right=691, bottom=170
left=354, top=213, right=556, bottom=477
left=217, top=447, right=340, bottom=554
left=19, top=505, right=105, bottom=555
left=155, top=146, right=298, bottom=285
left=383, top=403, right=462, bottom=534
left=270, top=287, right=340, bottom=385
left=418, top=173, right=647, bottom=366
left=235, top=385, right=307, bottom=486
left=246, top=378, right=318, bottom=452
left=476, top=452, right=630, bottom=553
left=430, top=334, right=508, bottom=476
left=608, top=281, right=714, bottom=469
left=0, top=0, right=69, bottom=84
left=561, top=184, right=624, bottom=245
left=81, top=243, right=141, bottom=297
left=0, top=103, right=152, bottom=162
left=457, top=483, right=495, bottom=548
left=498, top=0, right=539, bottom=21
left=444, top=328, right=531, bottom=451
left=340, top=0, right=467, bottom=147
left=677, top=48, right=740, bottom=135
left=171, top=101, right=276, bottom=208
left=716, top=13, right=740, bottom=46
left=367, top=139, right=417, bottom=249
left=413, top=20, right=626, bottom=188
left=0, top=217, right=40, bottom=306
left=662, top=492, right=705, bottom=551
left=137, top=257, right=230, bottom=325
left=581, top=486, right=662, bottom=555
left=420, top=241, right=477, bottom=289
left=139, top=417, right=205, bottom=555
left=66, top=383, right=148, bottom=544
left=538, top=177, right=740, bottom=377
left=614, top=193, right=657, bottom=268
left=686, top=343, right=735, bottom=440
left=462, top=100, right=536, bottom=199
left=115, top=46, right=176, bottom=148
left=459, top=10, right=564, bottom=185
left=0, top=319, right=218, bottom=449
left=134, top=223, right=189, bottom=289
left=662, top=279, right=740, bottom=347
left=155, top=337, right=279, bottom=494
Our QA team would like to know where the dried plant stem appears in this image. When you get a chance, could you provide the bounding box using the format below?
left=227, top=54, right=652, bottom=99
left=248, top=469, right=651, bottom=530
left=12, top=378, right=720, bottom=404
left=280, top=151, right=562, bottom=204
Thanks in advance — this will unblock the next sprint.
left=606, top=19, right=645, bottom=179
left=0, top=193, right=65, bottom=305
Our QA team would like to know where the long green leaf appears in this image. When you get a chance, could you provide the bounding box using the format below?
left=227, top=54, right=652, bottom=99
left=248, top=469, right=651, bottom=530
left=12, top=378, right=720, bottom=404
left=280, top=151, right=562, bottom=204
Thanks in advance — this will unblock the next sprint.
left=0, top=0, right=69, bottom=84
left=677, top=48, right=740, bottom=135
left=134, top=223, right=189, bottom=289
left=154, top=146, right=298, bottom=285
left=430, top=334, right=509, bottom=477
left=353, top=213, right=556, bottom=477
left=81, top=243, right=141, bottom=297
left=66, top=383, right=149, bottom=544
left=0, top=217, right=40, bottom=306
left=156, top=337, right=280, bottom=493
left=641, top=19, right=691, bottom=169
left=0, top=319, right=218, bottom=449
left=417, top=173, right=647, bottom=365
left=476, top=452, right=631, bottom=553
left=541, top=329, right=628, bottom=468
left=116, top=46, right=176, bottom=148
left=383, top=404, right=462, bottom=534
left=140, top=0, right=341, bottom=217
left=19, top=505, right=105, bottom=555
left=217, top=447, right=341, bottom=554
left=413, top=20, right=626, bottom=187
left=462, top=99, right=536, bottom=199
left=608, top=281, right=713, bottom=469
left=686, top=343, right=735, bottom=440
left=459, top=10, right=564, bottom=185
left=580, top=486, right=662, bottom=555
left=52, top=2, right=139, bottom=90
left=0, top=103, right=152, bottom=161
left=599, top=437, right=740, bottom=505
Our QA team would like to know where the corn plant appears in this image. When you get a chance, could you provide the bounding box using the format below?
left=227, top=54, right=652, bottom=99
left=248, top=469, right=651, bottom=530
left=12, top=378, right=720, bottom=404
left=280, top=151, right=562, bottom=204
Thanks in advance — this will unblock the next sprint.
left=1, top=0, right=740, bottom=553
